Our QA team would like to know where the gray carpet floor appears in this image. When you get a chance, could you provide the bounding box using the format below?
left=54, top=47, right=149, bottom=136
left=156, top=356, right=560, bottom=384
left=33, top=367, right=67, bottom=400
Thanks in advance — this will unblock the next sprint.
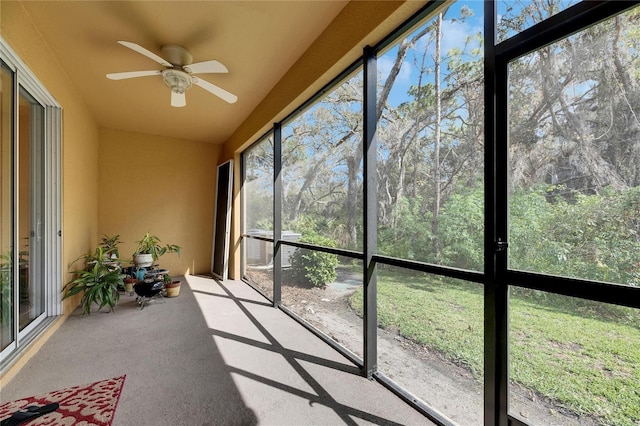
left=1, top=276, right=432, bottom=425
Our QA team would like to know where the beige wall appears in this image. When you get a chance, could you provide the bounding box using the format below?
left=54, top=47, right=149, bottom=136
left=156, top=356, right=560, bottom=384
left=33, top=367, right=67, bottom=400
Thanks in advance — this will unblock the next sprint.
left=98, top=128, right=219, bottom=276
left=1, top=0, right=101, bottom=313
left=1, top=2, right=219, bottom=382
left=1, top=0, right=101, bottom=381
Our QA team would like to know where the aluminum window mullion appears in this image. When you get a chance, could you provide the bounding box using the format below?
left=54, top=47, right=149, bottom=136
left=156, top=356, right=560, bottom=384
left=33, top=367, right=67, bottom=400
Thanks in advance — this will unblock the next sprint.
left=507, top=270, right=640, bottom=310
left=485, top=1, right=509, bottom=425
left=11, top=60, right=19, bottom=348
left=240, top=150, right=247, bottom=279
left=491, top=57, right=510, bottom=426
left=45, top=106, right=62, bottom=316
left=495, top=1, right=639, bottom=62
left=273, top=123, right=282, bottom=307
left=362, top=45, right=378, bottom=379
left=29, top=96, right=45, bottom=324
left=372, top=254, right=484, bottom=284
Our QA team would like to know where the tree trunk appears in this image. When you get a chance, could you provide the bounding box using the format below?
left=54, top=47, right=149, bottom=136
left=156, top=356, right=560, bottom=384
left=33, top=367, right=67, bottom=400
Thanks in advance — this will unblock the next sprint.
left=289, top=160, right=325, bottom=222
left=432, top=13, right=443, bottom=257
left=346, top=155, right=359, bottom=247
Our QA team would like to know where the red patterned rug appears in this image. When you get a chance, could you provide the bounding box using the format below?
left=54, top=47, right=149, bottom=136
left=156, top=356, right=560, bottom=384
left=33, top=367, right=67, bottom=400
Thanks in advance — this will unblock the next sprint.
left=0, top=375, right=125, bottom=425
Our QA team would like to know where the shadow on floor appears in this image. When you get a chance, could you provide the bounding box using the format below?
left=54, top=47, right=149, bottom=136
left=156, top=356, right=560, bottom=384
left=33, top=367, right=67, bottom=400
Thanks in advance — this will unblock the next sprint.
left=2, top=275, right=431, bottom=425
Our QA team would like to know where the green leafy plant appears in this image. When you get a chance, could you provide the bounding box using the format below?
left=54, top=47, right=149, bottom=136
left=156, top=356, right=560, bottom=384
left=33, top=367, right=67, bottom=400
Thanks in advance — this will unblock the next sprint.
left=0, top=250, right=30, bottom=325
left=134, top=232, right=181, bottom=261
left=100, top=234, right=122, bottom=259
left=289, top=233, right=338, bottom=288
left=62, top=247, right=125, bottom=314
left=350, top=270, right=640, bottom=425
left=0, top=253, right=12, bottom=326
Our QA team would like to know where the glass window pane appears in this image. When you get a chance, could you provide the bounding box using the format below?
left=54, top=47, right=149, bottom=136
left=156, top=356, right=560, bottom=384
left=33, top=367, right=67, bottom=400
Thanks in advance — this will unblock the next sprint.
left=1, top=62, right=14, bottom=350
left=361, top=266, right=483, bottom=425
left=508, top=6, right=640, bottom=286
left=509, top=288, right=640, bottom=425
left=281, top=248, right=363, bottom=358
left=376, top=1, right=484, bottom=271
left=496, top=0, right=580, bottom=43
left=243, top=135, right=274, bottom=300
left=18, top=88, right=45, bottom=331
left=244, top=136, right=274, bottom=233
left=281, top=71, right=363, bottom=251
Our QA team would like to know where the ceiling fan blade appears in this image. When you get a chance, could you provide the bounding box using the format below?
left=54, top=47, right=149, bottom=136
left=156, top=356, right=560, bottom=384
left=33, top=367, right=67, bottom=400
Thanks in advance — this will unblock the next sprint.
left=171, top=91, right=186, bottom=108
left=184, top=60, right=228, bottom=74
left=117, top=41, right=172, bottom=67
left=106, top=70, right=161, bottom=80
left=193, top=78, right=237, bottom=104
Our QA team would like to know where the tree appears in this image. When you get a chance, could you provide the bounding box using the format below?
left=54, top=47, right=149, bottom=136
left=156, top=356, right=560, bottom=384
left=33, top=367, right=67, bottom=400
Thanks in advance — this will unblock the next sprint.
left=376, top=4, right=483, bottom=264
left=281, top=73, right=363, bottom=248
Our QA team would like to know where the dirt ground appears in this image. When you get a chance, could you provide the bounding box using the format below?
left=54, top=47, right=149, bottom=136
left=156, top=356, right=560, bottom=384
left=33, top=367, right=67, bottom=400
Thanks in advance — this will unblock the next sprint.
left=245, top=268, right=599, bottom=426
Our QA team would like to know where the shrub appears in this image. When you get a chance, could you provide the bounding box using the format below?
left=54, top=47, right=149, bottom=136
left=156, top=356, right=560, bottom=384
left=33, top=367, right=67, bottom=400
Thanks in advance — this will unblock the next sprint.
left=378, top=196, right=433, bottom=261
left=289, top=233, right=338, bottom=288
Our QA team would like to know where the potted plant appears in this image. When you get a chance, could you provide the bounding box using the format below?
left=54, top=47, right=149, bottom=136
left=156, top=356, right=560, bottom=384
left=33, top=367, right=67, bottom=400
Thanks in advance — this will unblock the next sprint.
left=100, top=234, right=122, bottom=260
left=0, top=253, right=12, bottom=330
left=124, top=275, right=136, bottom=295
left=163, top=273, right=181, bottom=297
left=133, top=232, right=181, bottom=267
left=1, top=251, right=29, bottom=313
left=62, top=247, right=126, bottom=314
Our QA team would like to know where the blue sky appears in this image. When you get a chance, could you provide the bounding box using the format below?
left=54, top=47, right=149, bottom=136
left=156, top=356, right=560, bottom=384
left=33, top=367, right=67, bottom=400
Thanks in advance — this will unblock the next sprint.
left=376, top=0, right=583, bottom=108
left=496, top=0, right=580, bottom=41
left=378, top=1, right=484, bottom=108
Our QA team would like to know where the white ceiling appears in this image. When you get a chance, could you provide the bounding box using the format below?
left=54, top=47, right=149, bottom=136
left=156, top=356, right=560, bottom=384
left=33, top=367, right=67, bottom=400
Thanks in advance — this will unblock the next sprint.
left=16, top=1, right=349, bottom=144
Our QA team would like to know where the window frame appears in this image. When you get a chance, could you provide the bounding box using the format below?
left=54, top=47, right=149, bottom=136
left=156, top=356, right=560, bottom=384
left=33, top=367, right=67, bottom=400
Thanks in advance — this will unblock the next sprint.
left=0, top=36, right=62, bottom=369
left=237, top=2, right=640, bottom=425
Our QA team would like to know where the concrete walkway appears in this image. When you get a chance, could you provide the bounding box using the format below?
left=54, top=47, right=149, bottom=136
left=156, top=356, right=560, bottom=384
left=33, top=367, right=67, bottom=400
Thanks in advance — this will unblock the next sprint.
left=1, top=276, right=432, bottom=425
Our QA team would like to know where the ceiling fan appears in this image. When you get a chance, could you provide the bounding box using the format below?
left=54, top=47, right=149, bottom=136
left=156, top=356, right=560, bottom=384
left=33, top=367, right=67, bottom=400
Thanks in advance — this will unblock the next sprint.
left=106, top=41, right=237, bottom=107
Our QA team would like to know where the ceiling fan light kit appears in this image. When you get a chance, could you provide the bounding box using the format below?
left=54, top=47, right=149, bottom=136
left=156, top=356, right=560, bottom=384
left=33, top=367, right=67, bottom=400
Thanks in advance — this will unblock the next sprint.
left=106, top=41, right=237, bottom=107
left=162, top=69, right=192, bottom=107
left=162, top=69, right=192, bottom=94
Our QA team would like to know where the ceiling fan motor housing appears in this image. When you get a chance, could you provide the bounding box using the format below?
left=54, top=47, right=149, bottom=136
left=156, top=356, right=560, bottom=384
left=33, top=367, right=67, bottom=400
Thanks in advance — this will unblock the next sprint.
left=161, top=44, right=193, bottom=66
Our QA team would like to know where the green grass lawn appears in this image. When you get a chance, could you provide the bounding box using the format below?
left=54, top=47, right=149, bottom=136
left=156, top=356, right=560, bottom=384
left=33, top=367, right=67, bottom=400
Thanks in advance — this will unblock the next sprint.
left=349, top=271, right=640, bottom=426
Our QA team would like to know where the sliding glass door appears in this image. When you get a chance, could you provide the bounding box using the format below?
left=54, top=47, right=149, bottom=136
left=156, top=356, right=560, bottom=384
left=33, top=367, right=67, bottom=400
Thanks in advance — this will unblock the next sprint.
left=0, top=41, right=62, bottom=366
left=18, top=88, right=45, bottom=333
left=0, top=63, right=46, bottom=352
left=0, top=62, right=14, bottom=351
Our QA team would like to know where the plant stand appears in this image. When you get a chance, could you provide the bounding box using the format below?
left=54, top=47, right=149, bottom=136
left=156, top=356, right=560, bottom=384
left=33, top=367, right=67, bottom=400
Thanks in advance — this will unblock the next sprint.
left=133, top=280, right=165, bottom=310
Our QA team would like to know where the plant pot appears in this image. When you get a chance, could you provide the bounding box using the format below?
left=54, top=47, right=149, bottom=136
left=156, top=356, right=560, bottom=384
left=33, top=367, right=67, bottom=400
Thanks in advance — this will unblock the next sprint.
left=165, top=280, right=181, bottom=297
left=133, top=253, right=153, bottom=267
